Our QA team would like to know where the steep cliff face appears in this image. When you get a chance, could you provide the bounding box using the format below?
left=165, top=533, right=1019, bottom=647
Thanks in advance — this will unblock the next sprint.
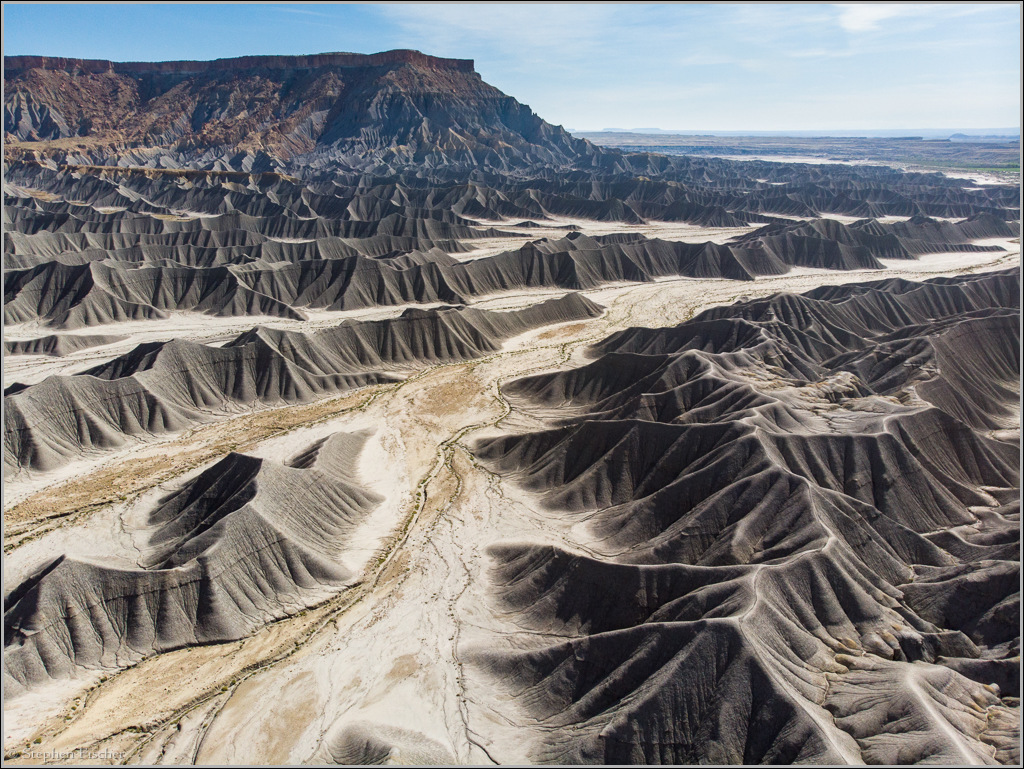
left=4, top=50, right=597, bottom=172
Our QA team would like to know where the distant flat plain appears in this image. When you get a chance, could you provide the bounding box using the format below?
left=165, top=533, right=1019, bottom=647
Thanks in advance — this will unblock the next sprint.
left=578, top=132, right=1021, bottom=179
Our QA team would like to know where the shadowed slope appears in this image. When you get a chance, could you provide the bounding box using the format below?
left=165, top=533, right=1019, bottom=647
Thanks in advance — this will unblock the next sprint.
left=4, top=431, right=381, bottom=693
left=472, top=269, right=1020, bottom=764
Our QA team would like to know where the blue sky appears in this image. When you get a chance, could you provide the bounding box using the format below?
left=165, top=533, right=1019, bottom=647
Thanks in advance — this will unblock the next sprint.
left=3, top=3, right=1020, bottom=131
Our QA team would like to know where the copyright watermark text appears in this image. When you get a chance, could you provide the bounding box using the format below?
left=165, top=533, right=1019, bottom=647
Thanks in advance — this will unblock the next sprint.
left=20, top=749, right=126, bottom=761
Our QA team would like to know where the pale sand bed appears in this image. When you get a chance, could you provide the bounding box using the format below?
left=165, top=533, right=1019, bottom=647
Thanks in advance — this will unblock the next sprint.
left=2, top=223, right=1019, bottom=762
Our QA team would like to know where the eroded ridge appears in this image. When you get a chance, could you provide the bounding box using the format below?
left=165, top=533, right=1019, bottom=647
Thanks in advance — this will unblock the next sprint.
left=6, top=172, right=1017, bottom=332
left=4, top=293, right=603, bottom=475
left=472, top=268, right=1020, bottom=764
left=4, top=431, right=381, bottom=695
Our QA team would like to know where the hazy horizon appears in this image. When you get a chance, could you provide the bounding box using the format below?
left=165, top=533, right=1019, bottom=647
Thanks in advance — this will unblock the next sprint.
left=572, top=128, right=1021, bottom=137
left=3, top=3, right=1020, bottom=131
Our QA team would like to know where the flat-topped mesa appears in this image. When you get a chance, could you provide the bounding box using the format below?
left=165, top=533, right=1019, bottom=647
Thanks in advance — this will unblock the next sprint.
left=3, top=47, right=593, bottom=172
left=3, top=49, right=476, bottom=74
left=5, top=50, right=476, bottom=74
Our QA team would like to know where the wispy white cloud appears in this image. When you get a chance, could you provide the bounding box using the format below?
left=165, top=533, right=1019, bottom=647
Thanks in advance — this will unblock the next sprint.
left=273, top=7, right=331, bottom=19
left=835, top=4, right=917, bottom=32
left=380, top=3, right=619, bottom=62
left=835, top=2, right=1008, bottom=33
